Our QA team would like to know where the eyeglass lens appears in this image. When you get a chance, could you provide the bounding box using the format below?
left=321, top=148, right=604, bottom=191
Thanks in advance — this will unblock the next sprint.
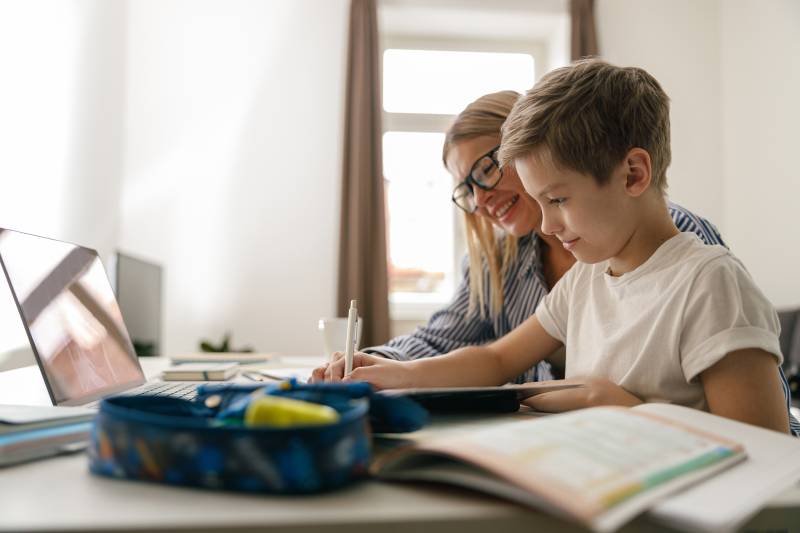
left=452, top=153, right=502, bottom=212
left=472, top=155, right=501, bottom=188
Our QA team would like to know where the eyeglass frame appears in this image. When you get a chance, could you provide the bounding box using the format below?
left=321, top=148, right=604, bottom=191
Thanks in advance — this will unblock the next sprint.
left=450, top=145, right=504, bottom=213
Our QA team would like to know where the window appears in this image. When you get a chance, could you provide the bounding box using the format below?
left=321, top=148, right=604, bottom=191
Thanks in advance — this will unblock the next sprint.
left=383, top=131, right=451, bottom=295
left=382, top=45, right=539, bottom=318
left=383, top=49, right=536, bottom=115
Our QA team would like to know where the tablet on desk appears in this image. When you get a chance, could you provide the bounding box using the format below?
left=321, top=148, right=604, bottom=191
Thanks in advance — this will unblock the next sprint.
left=378, top=382, right=582, bottom=414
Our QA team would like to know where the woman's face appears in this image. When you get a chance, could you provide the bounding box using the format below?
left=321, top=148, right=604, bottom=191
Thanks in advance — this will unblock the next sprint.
left=446, top=135, right=543, bottom=237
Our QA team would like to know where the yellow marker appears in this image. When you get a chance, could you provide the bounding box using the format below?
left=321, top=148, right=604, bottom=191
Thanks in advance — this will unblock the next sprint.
left=244, top=395, right=340, bottom=428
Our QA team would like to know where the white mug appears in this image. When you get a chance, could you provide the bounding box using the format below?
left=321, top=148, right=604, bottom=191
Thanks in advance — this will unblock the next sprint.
left=318, top=317, right=362, bottom=360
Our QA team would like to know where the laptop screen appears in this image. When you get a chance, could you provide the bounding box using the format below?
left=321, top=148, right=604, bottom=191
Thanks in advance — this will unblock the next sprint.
left=0, top=228, right=145, bottom=405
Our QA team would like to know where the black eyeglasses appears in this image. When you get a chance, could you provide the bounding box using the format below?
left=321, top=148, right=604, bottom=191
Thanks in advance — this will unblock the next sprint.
left=451, top=146, right=504, bottom=213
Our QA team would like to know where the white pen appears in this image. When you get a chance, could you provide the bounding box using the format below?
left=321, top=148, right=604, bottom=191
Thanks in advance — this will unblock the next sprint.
left=344, top=299, right=358, bottom=375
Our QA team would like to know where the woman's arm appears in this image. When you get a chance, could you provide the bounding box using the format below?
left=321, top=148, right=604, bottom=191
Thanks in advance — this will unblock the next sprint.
left=315, top=314, right=562, bottom=390
left=700, top=348, right=789, bottom=434
left=362, top=268, right=493, bottom=361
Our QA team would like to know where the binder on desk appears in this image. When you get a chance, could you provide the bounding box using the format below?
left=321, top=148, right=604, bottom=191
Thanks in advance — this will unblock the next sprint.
left=0, top=405, right=94, bottom=466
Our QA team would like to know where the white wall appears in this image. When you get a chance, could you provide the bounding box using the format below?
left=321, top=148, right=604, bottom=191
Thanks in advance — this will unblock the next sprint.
left=595, top=0, right=724, bottom=226
left=597, top=0, right=800, bottom=309
left=720, top=0, right=800, bottom=308
left=0, top=0, right=126, bottom=356
left=121, top=0, right=349, bottom=355
left=0, top=0, right=126, bottom=258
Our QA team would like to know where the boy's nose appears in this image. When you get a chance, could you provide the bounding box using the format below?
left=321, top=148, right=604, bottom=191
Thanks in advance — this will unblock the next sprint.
left=540, top=209, right=562, bottom=236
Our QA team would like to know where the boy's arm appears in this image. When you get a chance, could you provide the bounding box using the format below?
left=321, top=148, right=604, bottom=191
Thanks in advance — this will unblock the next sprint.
left=523, top=377, right=643, bottom=411
left=316, top=315, right=561, bottom=390
left=700, top=348, right=790, bottom=434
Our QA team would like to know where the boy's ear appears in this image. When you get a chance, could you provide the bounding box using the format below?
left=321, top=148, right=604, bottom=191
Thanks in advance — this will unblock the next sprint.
left=622, top=148, right=652, bottom=197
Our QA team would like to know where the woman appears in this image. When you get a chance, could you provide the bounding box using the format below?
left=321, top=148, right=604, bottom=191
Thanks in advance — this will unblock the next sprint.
left=314, top=90, right=724, bottom=383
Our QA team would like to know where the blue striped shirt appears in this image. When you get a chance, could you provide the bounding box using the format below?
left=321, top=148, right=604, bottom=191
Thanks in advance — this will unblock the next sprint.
left=366, top=202, right=800, bottom=436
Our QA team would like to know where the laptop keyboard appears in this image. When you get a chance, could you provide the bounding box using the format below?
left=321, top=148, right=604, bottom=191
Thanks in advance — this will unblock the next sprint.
left=84, top=382, right=199, bottom=409
left=135, top=381, right=199, bottom=400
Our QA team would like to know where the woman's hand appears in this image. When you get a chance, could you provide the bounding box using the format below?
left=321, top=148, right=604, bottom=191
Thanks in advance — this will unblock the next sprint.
left=310, top=350, right=354, bottom=383
left=309, top=350, right=349, bottom=383
left=523, top=377, right=642, bottom=412
left=309, top=351, right=416, bottom=390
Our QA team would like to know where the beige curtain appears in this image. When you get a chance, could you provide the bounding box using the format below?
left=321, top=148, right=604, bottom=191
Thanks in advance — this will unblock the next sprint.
left=337, top=0, right=390, bottom=346
left=570, top=0, right=599, bottom=60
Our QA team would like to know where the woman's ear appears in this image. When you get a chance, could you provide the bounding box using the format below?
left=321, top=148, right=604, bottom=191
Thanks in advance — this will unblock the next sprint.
left=623, top=148, right=652, bottom=197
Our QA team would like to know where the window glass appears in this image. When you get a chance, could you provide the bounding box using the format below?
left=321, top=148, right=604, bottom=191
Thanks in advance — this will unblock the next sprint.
left=383, top=49, right=535, bottom=115
left=383, top=131, right=453, bottom=294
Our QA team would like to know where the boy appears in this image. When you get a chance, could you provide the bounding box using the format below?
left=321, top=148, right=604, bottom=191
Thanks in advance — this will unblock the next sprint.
left=322, top=59, right=792, bottom=434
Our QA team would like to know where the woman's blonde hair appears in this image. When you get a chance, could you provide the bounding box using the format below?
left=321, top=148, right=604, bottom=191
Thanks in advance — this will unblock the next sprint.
left=442, top=90, right=521, bottom=319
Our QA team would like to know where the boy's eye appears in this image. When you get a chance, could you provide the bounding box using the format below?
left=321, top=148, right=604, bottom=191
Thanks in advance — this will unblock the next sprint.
left=548, top=197, right=567, bottom=206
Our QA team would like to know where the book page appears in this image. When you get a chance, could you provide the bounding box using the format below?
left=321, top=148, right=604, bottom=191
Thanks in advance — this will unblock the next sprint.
left=377, top=406, right=744, bottom=532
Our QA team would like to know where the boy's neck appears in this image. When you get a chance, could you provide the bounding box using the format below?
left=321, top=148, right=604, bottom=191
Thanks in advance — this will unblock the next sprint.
left=607, top=196, right=679, bottom=277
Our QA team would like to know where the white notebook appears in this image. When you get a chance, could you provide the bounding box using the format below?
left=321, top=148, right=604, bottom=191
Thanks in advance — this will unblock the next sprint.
left=162, top=362, right=239, bottom=381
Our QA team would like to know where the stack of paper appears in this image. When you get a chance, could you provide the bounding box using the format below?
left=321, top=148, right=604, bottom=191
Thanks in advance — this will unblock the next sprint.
left=170, top=352, right=277, bottom=364
left=0, top=405, right=95, bottom=466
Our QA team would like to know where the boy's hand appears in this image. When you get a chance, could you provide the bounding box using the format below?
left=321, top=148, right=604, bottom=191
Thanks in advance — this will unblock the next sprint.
left=309, top=351, right=414, bottom=390
left=523, top=377, right=642, bottom=412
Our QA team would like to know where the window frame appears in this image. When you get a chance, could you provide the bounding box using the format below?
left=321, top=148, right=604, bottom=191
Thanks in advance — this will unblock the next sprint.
left=380, top=35, right=547, bottom=321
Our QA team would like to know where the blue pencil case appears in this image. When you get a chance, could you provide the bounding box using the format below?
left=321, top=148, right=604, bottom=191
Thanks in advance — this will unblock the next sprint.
left=88, top=380, right=427, bottom=494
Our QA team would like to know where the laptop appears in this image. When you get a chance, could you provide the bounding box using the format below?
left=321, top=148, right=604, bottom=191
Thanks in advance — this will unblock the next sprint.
left=0, top=227, right=199, bottom=408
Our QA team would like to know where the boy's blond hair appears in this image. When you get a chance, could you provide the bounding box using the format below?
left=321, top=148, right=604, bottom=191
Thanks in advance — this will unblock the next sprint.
left=499, top=59, right=671, bottom=193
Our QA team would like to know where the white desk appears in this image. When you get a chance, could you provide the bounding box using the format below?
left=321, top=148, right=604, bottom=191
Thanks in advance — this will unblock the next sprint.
left=1, top=358, right=799, bottom=533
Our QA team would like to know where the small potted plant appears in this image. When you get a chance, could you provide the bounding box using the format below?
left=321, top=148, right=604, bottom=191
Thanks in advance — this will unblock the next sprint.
left=198, top=332, right=254, bottom=353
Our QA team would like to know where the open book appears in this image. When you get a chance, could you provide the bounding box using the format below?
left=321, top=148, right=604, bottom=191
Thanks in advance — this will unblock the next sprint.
left=372, top=404, right=800, bottom=532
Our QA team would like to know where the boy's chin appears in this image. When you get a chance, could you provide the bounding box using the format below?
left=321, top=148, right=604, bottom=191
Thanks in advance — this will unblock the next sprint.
left=571, top=250, right=611, bottom=265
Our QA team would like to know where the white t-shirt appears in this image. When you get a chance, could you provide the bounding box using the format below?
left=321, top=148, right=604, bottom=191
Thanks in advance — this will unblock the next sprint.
left=536, top=232, right=782, bottom=411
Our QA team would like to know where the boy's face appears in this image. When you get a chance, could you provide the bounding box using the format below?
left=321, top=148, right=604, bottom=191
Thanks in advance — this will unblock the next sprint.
left=514, top=150, right=633, bottom=264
